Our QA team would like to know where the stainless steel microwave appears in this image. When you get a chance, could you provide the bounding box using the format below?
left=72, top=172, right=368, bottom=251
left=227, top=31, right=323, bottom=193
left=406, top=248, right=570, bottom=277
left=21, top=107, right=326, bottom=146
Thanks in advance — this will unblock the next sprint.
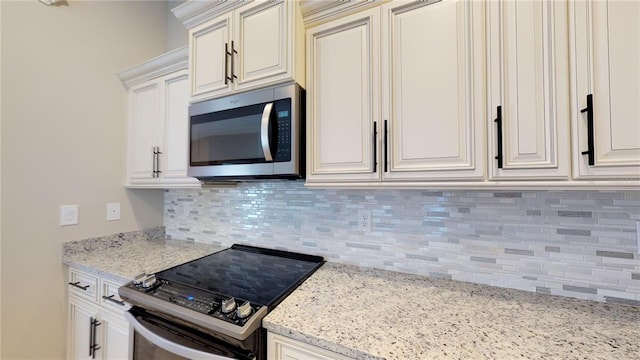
left=188, top=83, right=305, bottom=180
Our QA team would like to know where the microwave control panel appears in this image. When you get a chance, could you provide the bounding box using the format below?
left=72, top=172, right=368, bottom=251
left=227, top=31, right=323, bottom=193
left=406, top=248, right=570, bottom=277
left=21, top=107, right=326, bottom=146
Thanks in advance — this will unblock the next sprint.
left=274, top=101, right=292, bottom=162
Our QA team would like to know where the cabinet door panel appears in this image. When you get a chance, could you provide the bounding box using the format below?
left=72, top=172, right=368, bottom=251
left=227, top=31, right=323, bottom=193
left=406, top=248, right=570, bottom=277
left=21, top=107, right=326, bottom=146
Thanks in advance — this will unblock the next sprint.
left=190, top=14, right=232, bottom=99
left=128, top=82, right=159, bottom=181
left=235, top=0, right=289, bottom=89
left=100, top=311, right=130, bottom=360
left=571, top=0, right=640, bottom=178
left=382, top=0, right=484, bottom=180
left=307, top=9, right=380, bottom=181
left=488, top=0, right=569, bottom=179
left=162, top=71, right=191, bottom=179
left=68, top=296, right=98, bottom=360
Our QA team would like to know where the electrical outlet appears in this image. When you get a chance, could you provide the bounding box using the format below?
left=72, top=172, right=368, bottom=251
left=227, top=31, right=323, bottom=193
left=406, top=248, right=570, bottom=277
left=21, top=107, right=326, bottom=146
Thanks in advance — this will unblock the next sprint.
left=107, top=202, right=121, bottom=221
left=358, top=210, right=372, bottom=232
left=60, top=205, right=78, bottom=226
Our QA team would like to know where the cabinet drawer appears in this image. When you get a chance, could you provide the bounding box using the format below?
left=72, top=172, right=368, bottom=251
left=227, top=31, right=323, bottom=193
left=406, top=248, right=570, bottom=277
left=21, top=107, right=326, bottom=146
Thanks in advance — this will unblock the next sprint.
left=100, top=279, right=128, bottom=313
left=68, top=269, right=99, bottom=302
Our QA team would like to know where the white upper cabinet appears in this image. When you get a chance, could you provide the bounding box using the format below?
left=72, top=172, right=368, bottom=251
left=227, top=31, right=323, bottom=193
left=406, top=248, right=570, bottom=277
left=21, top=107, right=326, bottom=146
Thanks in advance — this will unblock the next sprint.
left=381, top=0, right=485, bottom=181
left=177, top=0, right=305, bottom=102
left=119, top=47, right=200, bottom=188
left=306, top=8, right=381, bottom=183
left=306, top=0, right=485, bottom=185
left=570, top=0, right=640, bottom=179
left=487, top=0, right=570, bottom=180
left=190, top=13, right=232, bottom=99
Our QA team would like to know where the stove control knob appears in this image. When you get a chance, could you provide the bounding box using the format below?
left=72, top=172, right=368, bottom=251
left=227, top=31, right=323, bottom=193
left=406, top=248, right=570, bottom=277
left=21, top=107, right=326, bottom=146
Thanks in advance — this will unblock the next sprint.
left=141, top=275, right=157, bottom=288
left=221, top=298, right=236, bottom=314
left=237, top=302, right=253, bottom=319
left=133, top=273, right=147, bottom=285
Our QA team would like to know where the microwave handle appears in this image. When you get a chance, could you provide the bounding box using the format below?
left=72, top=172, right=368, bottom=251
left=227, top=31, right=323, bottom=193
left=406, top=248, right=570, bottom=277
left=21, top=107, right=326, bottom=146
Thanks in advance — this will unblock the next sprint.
left=260, top=102, right=274, bottom=162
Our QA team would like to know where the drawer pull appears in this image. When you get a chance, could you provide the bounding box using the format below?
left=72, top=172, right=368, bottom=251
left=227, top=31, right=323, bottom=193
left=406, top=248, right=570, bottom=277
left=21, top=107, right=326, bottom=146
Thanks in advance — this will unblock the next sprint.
left=68, top=281, right=90, bottom=291
left=102, top=294, right=125, bottom=306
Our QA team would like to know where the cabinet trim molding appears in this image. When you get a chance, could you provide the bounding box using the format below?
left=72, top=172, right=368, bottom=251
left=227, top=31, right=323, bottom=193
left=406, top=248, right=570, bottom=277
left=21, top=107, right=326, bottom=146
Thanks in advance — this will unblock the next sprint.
left=171, top=0, right=246, bottom=30
left=300, top=0, right=389, bottom=28
left=118, top=46, right=188, bottom=88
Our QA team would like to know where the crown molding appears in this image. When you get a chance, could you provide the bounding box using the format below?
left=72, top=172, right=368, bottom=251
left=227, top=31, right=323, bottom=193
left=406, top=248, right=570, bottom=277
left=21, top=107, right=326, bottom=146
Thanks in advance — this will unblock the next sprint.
left=118, top=46, right=188, bottom=88
left=299, top=0, right=388, bottom=28
left=171, top=0, right=247, bottom=30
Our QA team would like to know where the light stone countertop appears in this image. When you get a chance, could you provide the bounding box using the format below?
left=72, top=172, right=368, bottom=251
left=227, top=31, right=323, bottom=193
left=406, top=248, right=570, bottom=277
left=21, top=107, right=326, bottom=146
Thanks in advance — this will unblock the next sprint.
left=263, top=262, right=640, bottom=360
left=62, top=228, right=225, bottom=284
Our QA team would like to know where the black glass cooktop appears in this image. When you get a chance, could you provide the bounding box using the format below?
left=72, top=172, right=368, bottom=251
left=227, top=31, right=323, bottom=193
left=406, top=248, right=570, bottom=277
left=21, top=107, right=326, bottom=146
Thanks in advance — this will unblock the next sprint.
left=155, top=244, right=324, bottom=309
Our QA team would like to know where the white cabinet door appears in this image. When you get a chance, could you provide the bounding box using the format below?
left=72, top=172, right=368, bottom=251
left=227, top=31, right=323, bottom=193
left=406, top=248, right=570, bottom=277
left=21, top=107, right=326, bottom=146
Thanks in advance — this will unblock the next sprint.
left=234, top=0, right=290, bottom=90
left=128, top=82, right=160, bottom=182
left=190, top=13, right=233, bottom=101
left=306, top=8, right=381, bottom=183
left=488, top=0, right=570, bottom=180
left=99, top=309, right=130, bottom=360
left=160, top=70, right=199, bottom=187
left=68, top=295, right=99, bottom=360
left=570, top=0, right=640, bottom=179
left=267, top=333, right=355, bottom=360
left=381, top=0, right=485, bottom=181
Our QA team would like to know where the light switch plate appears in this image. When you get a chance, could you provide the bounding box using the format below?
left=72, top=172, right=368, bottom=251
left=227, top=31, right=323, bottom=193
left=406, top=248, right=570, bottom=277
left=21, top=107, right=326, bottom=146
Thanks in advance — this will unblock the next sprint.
left=107, top=202, right=121, bottom=221
left=60, top=205, right=78, bottom=226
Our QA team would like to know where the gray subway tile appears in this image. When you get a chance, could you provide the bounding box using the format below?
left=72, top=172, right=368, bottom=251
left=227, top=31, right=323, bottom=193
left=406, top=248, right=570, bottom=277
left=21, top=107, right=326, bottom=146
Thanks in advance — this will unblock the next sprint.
left=604, top=297, right=640, bottom=307
left=536, top=286, right=551, bottom=294
left=470, top=256, right=496, bottom=264
left=526, top=210, right=542, bottom=216
left=632, top=273, right=640, bottom=280
left=558, top=211, right=592, bottom=218
left=505, top=248, right=535, bottom=256
left=545, top=246, right=561, bottom=253
left=346, top=242, right=381, bottom=251
left=562, top=285, right=597, bottom=294
left=595, top=250, right=635, bottom=259
left=494, top=192, right=523, bottom=198
left=557, top=228, right=591, bottom=236
left=429, top=272, right=452, bottom=279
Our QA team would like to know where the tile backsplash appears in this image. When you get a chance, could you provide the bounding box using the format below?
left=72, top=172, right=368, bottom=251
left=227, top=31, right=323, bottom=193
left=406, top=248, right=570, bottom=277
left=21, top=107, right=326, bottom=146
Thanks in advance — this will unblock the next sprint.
left=165, top=181, right=640, bottom=305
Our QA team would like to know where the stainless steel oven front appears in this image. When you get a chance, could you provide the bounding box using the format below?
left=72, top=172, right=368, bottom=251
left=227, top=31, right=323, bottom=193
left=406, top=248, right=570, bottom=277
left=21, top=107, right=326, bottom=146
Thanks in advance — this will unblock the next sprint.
left=126, top=306, right=261, bottom=360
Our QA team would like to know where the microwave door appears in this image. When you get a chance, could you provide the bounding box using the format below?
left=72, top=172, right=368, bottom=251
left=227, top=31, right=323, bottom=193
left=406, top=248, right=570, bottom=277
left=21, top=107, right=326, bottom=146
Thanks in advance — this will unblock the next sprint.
left=260, top=102, right=274, bottom=162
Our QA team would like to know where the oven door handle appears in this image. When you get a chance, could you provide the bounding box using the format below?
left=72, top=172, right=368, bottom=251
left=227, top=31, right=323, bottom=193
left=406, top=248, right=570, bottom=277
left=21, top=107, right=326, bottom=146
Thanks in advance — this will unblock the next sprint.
left=124, top=312, right=233, bottom=360
left=260, top=102, right=274, bottom=162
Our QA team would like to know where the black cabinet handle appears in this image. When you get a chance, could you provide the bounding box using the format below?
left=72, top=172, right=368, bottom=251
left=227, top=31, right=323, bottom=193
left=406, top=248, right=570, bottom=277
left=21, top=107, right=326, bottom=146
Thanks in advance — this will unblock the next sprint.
left=155, top=147, right=162, bottom=177
left=494, top=105, right=503, bottom=168
left=152, top=146, right=157, bottom=178
left=102, top=294, right=125, bottom=306
left=68, top=281, right=89, bottom=291
left=224, top=42, right=230, bottom=85
left=88, top=317, right=94, bottom=357
left=373, top=121, right=377, bottom=173
left=90, top=318, right=101, bottom=359
left=383, top=120, right=389, bottom=172
left=230, top=40, right=238, bottom=83
left=580, top=94, right=595, bottom=166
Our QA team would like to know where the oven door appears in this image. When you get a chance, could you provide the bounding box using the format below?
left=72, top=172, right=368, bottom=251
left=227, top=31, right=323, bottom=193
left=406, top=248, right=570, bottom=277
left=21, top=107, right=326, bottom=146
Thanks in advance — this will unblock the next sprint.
left=125, top=308, right=256, bottom=360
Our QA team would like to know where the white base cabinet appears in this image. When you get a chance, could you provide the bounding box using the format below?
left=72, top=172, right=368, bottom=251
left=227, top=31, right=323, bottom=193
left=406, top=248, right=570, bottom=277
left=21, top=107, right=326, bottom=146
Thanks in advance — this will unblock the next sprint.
left=267, top=333, right=355, bottom=360
left=67, top=268, right=129, bottom=360
left=118, top=46, right=201, bottom=189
